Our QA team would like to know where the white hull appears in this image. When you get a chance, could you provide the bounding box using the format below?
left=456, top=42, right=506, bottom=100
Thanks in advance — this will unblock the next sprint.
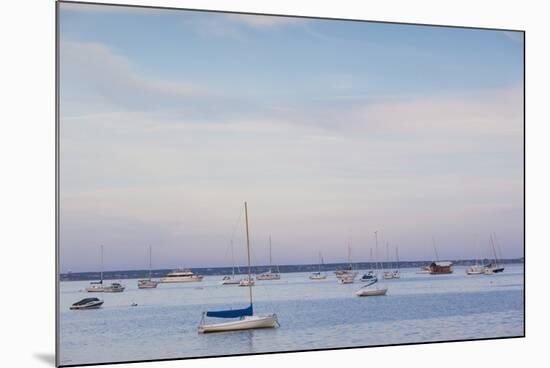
left=221, top=278, right=241, bottom=285
left=356, top=287, right=388, bottom=297
left=309, top=274, right=327, bottom=280
left=103, top=286, right=125, bottom=292
left=339, top=276, right=355, bottom=284
left=86, top=282, right=125, bottom=292
left=160, top=276, right=204, bottom=283
left=239, top=279, right=255, bottom=287
left=198, top=314, right=278, bottom=333
left=256, top=273, right=280, bottom=280
left=138, top=280, right=159, bottom=288
left=86, top=285, right=106, bottom=292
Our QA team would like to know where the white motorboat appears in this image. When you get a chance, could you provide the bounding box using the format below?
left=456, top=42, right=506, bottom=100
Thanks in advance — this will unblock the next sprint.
left=198, top=202, right=279, bottom=333
left=360, top=270, right=377, bottom=282
left=70, top=297, right=104, bottom=310
left=256, top=236, right=281, bottom=280
left=103, top=282, right=125, bottom=292
left=138, top=246, right=159, bottom=289
left=160, top=269, right=204, bottom=283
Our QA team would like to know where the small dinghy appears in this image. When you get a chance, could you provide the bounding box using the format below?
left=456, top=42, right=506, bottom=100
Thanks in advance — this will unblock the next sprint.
left=70, top=297, right=104, bottom=310
left=198, top=202, right=279, bottom=334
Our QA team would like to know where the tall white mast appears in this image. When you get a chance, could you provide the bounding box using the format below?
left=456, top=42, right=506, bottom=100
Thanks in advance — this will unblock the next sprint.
left=395, top=246, right=400, bottom=271
left=374, top=231, right=379, bottom=272
left=386, top=242, right=390, bottom=271
left=148, top=245, right=152, bottom=280
left=432, top=237, right=440, bottom=262
left=100, top=244, right=104, bottom=284
left=269, top=235, right=272, bottom=272
left=230, top=240, right=235, bottom=277
left=489, top=234, right=498, bottom=267
left=244, top=202, right=253, bottom=306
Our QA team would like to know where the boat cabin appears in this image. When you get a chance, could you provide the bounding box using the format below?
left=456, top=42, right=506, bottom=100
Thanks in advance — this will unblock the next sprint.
left=429, top=261, right=453, bottom=274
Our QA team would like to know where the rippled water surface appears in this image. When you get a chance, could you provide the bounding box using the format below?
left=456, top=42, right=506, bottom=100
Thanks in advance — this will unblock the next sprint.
left=59, top=264, right=524, bottom=365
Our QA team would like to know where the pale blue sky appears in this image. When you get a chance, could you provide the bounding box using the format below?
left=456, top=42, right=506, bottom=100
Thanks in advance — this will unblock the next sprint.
left=59, top=2, right=524, bottom=272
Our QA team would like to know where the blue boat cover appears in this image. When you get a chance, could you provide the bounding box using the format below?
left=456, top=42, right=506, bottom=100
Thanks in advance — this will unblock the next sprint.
left=206, top=304, right=253, bottom=318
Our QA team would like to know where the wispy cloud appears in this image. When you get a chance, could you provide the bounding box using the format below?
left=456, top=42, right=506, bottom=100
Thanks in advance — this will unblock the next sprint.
left=60, top=40, right=211, bottom=110
left=224, top=13, right=306, bottom=28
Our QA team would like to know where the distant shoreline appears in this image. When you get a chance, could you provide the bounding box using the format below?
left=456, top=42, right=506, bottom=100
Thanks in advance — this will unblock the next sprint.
left=60, top=258, right=524, bottom=281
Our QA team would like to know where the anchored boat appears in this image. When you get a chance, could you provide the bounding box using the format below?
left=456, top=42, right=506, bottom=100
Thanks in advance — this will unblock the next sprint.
left=310, top=252, right=327, bottom=280
left=356, top=231, right=387, bottom=297
left=198, top=202, right=279, bottom=333
left=138, top=246, right=159, bottom=289
left=161, top=269, right=204, bottom=283
left=70, top=297, right=104, bottom=310
left=86, top=245, right=126, bottom=292
left=221, top=240, right=242, bottom=285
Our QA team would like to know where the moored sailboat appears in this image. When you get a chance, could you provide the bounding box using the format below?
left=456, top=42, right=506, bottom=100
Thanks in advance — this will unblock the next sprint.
left=256, top=235, right=281, bottom=280
left=198, top=202, right=279, bottom=333
left=484, top=233, right=505, bottom=274
left=392, top=247, right=401, bottom=279
left=86, top=245, right=126, bottom=292
left=222, top=240, right=242, bottom=285
left=356, top=231, right=387, bottom=297
left=382, top=242, right=394, bottom=279
left=336, top=241, right=358, bottom=283
left=360, top=248, right=377, bottom=282
left=310, top=252, right=327, bottom=280
left=138, top=246, right=159, bottom=289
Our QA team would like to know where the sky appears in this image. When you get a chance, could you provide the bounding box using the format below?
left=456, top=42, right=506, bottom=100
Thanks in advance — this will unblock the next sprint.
left=58, top=2, right=524, bottom=272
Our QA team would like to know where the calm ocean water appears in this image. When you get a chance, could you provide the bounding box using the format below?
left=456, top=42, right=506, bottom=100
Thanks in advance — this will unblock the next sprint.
left=59, top=264, right=524, bottom=365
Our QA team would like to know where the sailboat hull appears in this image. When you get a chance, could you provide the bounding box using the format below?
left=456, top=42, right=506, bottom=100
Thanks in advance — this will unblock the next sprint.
left=198, top=314, right=279, bottom=333
left=221, top=278, right=241, bottom=285
left=85, top=286, right=106, bottom=292
left=356, top=287, right=388, bottom=297
left=256, top=273, right=280, bottom=280
left=138, top=280, right=159, bottom=288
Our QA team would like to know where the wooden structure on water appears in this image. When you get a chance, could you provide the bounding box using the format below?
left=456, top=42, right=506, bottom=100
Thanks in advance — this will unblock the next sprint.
left=429, top=261, right=453, bottom=274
